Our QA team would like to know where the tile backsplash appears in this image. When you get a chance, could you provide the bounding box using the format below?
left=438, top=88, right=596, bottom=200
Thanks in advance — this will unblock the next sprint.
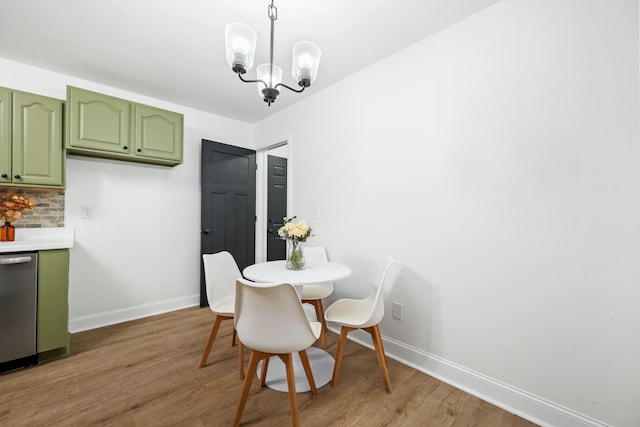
left=0, top=188, right=65, bottom=228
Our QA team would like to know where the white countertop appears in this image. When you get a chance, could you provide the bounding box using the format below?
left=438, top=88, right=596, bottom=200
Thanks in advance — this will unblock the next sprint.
left=0, top=227, right=75, bottom=253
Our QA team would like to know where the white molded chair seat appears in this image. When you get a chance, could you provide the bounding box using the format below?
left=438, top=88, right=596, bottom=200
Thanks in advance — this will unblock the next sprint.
left=233, top=278, right=321, bottom=427
left=211, top=299, right=235, bottom=316
left=324, top=257, right=400, bottom=394
left=323, top=297, right=376, bottom=328
left=300, top=284, right=333, bottom=300
left=199, top=251, right=244, bottom=379
left=299, top=246, right=333, bottom=348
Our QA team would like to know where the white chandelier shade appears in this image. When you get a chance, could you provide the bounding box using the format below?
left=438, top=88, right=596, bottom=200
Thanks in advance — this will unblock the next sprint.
left=292, top=41, right=321, bottom=85
left=224, top=23, right=257, bottom=73
left=256, top=64, right=283, bottom=97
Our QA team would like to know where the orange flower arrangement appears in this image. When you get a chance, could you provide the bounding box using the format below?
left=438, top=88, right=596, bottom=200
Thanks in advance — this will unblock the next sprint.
left=0, top=194, right=36, bottom=224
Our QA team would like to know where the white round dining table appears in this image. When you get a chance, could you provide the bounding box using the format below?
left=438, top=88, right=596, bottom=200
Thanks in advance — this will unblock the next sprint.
left=241, top=259, right=352, bottom=393
left=243, top=259, right=351, bottom=285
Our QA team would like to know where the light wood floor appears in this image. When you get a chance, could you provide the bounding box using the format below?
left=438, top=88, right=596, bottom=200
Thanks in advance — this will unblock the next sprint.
left=0, top=307, right=537, bottom=426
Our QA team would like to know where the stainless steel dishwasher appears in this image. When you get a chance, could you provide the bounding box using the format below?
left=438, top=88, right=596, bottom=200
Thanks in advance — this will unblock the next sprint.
left=0, top=252, right=38, bottom=372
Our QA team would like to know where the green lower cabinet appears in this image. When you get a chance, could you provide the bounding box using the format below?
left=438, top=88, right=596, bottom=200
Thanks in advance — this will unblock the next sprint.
left=37, top=249, right=70, bottom=363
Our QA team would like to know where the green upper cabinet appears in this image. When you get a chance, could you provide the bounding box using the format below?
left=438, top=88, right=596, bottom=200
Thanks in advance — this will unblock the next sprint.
left=66, top=86, right=183, bottom=166
left=67, top=86, right=130, bottom=154
left=0, top=88, right=10, bottom=183
left=0, top=87, right=64, bottom=188
left=133, top=104, right=183, bottom=164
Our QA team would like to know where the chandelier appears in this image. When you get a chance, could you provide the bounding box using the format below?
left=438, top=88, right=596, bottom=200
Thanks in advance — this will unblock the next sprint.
left=224, top=0, right=322, bottom=106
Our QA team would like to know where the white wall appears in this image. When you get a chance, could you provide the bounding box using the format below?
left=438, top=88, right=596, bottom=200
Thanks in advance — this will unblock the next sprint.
left=0, top=57, right=253, bottom=330
left=254, top=1, right=640, bottom=426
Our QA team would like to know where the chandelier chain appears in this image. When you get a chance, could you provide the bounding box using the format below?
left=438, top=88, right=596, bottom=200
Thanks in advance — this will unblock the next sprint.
left=268, top=1, right=277, bottom=89
left=267, top=0, right=277, bottom=20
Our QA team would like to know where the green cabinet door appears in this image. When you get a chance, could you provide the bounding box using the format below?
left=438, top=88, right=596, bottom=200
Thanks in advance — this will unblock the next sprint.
left=133, top=104, right=183, bottom=164
left=12, top=91, right=64, bottom=187
left=67, top=86, right=130, bottom=154
left=0, top=88, right=10, bottom=184
left=37, top=249, right=70, bottom=358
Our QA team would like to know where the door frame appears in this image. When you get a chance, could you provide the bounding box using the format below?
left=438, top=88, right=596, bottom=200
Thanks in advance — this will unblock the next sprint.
left=255, top=139, right=292, bottom=263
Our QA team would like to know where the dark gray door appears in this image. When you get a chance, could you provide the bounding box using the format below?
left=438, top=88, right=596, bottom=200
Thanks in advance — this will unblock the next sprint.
left=266, top=155, right=287, bottom=261
left=200, top=140, right=256, bottom=307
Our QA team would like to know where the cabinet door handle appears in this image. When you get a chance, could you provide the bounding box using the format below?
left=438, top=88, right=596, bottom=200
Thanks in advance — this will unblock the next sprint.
left=14, top=174, right=21, bottom=179
left=137, top=148, right=142, bottom=152
left=1, top=173, right=7, bottom=178
left=123, top=146, right=128, bottom=150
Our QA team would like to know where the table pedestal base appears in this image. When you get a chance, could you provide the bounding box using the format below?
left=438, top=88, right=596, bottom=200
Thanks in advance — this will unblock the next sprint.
left=257, top=347, right=334, bottom=393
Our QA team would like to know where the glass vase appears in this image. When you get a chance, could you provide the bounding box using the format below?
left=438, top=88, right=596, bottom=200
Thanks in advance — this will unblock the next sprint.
left=1, top=221, right=15, bottom=242
left=286, top=240, right=305, bottom=270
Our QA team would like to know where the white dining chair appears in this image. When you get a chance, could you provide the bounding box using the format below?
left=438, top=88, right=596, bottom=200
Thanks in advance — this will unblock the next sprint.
left=199, top=251, right=244, bottom=379
left=232, top=278, right=321, bottom=427
left=324, top=257, right=400, bottom=394
left=300, top=246, right=333, bottom=348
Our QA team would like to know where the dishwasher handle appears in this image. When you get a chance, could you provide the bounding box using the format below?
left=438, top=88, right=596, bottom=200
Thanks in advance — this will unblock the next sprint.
left=0, top=256, right=33, bottom=265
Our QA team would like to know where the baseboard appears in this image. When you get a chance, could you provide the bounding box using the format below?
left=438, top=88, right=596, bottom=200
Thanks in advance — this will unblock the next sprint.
left=69, top=295, right=200, bottom=333
left=328, top=326, right=611, bottom=427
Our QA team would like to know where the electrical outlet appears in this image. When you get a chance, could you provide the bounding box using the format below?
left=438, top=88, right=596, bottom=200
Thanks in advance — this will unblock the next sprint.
left=81, top=205, right=94, bottom=219
left=392, top=302, right=403, bottom=320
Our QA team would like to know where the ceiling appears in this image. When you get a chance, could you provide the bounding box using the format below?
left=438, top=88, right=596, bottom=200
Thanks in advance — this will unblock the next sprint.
left=0, top=0, right=501, bottom=123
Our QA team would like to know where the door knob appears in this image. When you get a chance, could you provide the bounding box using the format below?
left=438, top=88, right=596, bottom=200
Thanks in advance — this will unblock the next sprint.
left=1, top=173, right=7, bottom=178
left=201, top=228, right=211, bottom=234
left=14, top=175, right=21, bottom=179
left=267, top=229, right=274, bottom=234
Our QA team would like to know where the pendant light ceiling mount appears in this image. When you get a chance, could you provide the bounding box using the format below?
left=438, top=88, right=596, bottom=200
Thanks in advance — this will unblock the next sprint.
left=224, top=0, right=321, bottom=106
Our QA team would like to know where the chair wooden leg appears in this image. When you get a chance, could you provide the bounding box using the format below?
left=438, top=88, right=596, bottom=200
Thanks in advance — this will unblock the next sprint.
left=199, top=315, right=230, bottom=368
left=314, top=300, right=327, bottom=349
left=238, top=340, right=244, bottom=380
left=302, top=299, right=328, bottom=349
left=331, top=326, right=354, bottom=387
left=232, top=328, right=237, bottom=346
left=298, top=349, right=317, bottom=395
left=364, top=325, right=392, bottom=394
left=279, top=353, right=300, bottom=427
left=260, top=357, right=270, bottom=388
left=232, top=350, right=270, bottom=427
